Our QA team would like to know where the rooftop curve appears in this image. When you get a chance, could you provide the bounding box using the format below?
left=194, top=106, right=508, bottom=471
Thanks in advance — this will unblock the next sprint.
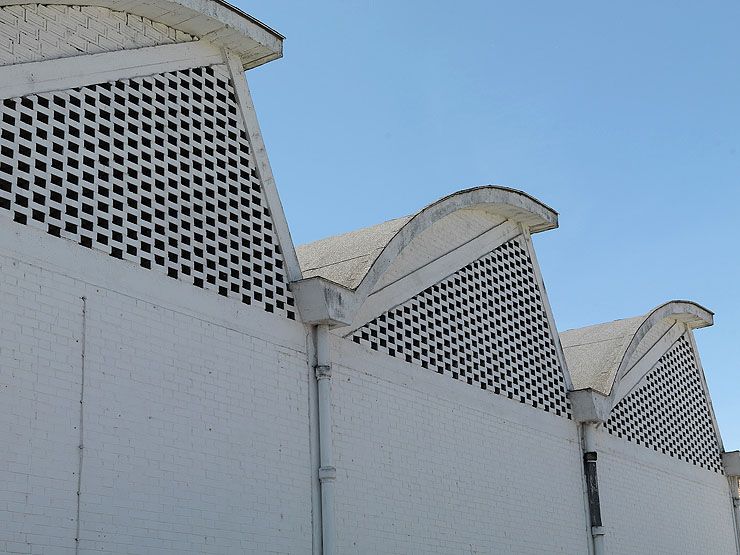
left=295, top=185, right=558, bottom=296
left=0, top=0, right=284, bottom=68
left=561, top=300, right=713, bottom=397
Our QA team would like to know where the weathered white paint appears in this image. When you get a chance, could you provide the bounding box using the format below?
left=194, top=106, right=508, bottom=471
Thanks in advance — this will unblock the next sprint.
left=521, top=225, right=576, bottom=391
left=349, top=186, right=558, bottom=306
left=330, top=335, right=592, bottom=554
left=0, top=0, right=283, bottom=67
left=569, top=389, right=611, bottom=424
left=611, top=321, right=686, bottom=404
left=609, top=302, right=713, bottom=401
left=225, top=49, right=304, bottom=283
left=343, top=218, right=522, bottom=334
left=0, top=40, right=224, bottom=100
left=686, top=328, right=728, bottom=455
left=0, top=4, right=736, bottom=554
left=314, top=324, right=336, bottom=555
left=0, top=222, right=313, bottom=555
left=597, top=428, right=736, bottom=555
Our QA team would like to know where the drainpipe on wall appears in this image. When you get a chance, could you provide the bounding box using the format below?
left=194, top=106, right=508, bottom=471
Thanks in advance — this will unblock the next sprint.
left=731, top=477, right=740, bottom=554
left=306, top=329, right=323, bottom=555
left=583, top=422, right=605, bottom=555
left=291, top=276, right=359, bottom=555
left=723, top=451, right=740, bottom=554
left=314, top=323, right=336, bottom=555
left=569, top=389, right=611, bottom=555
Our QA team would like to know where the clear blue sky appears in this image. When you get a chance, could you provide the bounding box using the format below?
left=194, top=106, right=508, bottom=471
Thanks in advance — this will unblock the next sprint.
left=238, top=0, right=739, bottom=449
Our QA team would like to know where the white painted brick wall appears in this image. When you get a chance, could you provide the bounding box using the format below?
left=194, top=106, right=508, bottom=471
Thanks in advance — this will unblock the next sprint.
left=1, top=215, right=738, bottom=554
left=598, top=430, right=736, bottom=555
left=331, top=337, right=591, bottom=554
left=78, top=291, right=311, bottom=554
left=0, top=221, right=313, bottom=555
left=0, top=258, right=83, bottom=555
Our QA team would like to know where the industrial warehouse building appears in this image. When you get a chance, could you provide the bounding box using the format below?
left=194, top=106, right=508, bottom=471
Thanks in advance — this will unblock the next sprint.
left=0, top=1, right=738, bottom=554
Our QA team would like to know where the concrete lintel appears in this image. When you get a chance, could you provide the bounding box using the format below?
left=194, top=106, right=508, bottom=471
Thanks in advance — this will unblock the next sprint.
left=291, top=277, right=358, bottom=326
left=568, top=389, right=611, bottom=424
left=723, top=451, right=740, bottom=477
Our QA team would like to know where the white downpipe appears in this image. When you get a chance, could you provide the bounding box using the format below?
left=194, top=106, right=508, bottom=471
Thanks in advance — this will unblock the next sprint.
left=314, top=324, right=336, bottom=555
left=583, top=422, right=597, bottom=453
left=731, top=477, right=740, bottom=554
left=307, top=331, right=322, bottom=555
left=592, top=527, right=606, bottom=555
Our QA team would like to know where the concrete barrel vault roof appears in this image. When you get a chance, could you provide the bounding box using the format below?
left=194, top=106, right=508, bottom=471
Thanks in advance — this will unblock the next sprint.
left=296, top=216, right=412, bottom=291
left=295, top=185, right=558, bottom=295
left=0, top=0, right=284, bottom=68
left=560, top=300, right=714, bottom=396
left=290, top=185, right=559, bottom=326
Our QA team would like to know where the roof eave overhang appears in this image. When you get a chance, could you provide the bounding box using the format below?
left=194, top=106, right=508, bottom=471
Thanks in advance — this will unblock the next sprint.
left=562, top=301, right=715, bottom=400
left=723, top=451, right=740, bottom=477
left=292, top=185, right=559, bottom=329
left=617, top=300, right=714, bottom=376
left=568, top=388, right=611, bottom=424
left=603, top=300, right=714, bottom=399
left=355, top=185, right=558, bottom=297
left=433, top=185, right=559, bottom=235
left=291, top=277, right=359, bottom=327
left=0, top=0, right=284, bottom=69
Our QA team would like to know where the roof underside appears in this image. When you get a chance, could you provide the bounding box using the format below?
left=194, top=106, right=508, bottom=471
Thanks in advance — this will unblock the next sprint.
left=0, top=0, right=283, bottom=68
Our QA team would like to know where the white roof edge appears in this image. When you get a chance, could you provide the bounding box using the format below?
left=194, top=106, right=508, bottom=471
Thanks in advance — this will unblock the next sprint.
left=0, top=0, right=284, bottom=69
left=562, top=301, right=716, bottom=423
left=291, top=185, right=558, bottom=328
left=290, top=276, right=359, bottom=326
left=567, top=388, right=611, bottom=424
left=561, top=300, right=714, bottom=397
left=354, top=185, right=557, bottom=299
left=614, top=300, right=713, bottom=385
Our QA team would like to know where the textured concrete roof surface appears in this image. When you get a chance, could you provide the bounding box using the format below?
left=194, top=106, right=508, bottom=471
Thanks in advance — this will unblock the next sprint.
left=296, top=216, right=411, bottom=290
left=560, top=316, right=645, bottom=395
left=560, top=300, right=713, bottom=396
left=295, top=185, right=558, bottom=292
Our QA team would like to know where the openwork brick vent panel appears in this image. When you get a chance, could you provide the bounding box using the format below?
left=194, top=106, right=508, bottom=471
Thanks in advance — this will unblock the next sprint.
left=351, top=237, right=571, bottom=417
left=0, top=64, right=296, bottom=319
left=607, top=335, right=722, bottom=472
left=0, top=5, right=195, bottom=67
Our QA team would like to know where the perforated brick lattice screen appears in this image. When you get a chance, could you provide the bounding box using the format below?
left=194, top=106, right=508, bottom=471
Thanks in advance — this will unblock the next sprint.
left=0, top=64, right=295, bottom=319
left=607, top=335, right=722, bottom=472
left=351, top=237, right=571, bottom=417
left=0, top=4, right=195, bottom=67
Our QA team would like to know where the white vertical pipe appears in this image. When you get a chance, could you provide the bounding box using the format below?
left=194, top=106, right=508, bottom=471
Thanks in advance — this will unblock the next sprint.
left=583, top=422, right=597, bottom=453
left=592, top=528, right=606, bottom=555
left=307, top=330, right=323, bottom=555
left=314, top=324, right=336, bottom=555
left=75, top=296, right=87, bottom=555
left=731, top=477, right=740, bottom=554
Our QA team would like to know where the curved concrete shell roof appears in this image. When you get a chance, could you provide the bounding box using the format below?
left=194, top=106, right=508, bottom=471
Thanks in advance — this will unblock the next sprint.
left=296, top=216, right=412, bottom=290
left=295, top=185, right=558, bottom=292
left=561, top=300, right=713, bottom=396
left=0, top=0, right=283, bottom=68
